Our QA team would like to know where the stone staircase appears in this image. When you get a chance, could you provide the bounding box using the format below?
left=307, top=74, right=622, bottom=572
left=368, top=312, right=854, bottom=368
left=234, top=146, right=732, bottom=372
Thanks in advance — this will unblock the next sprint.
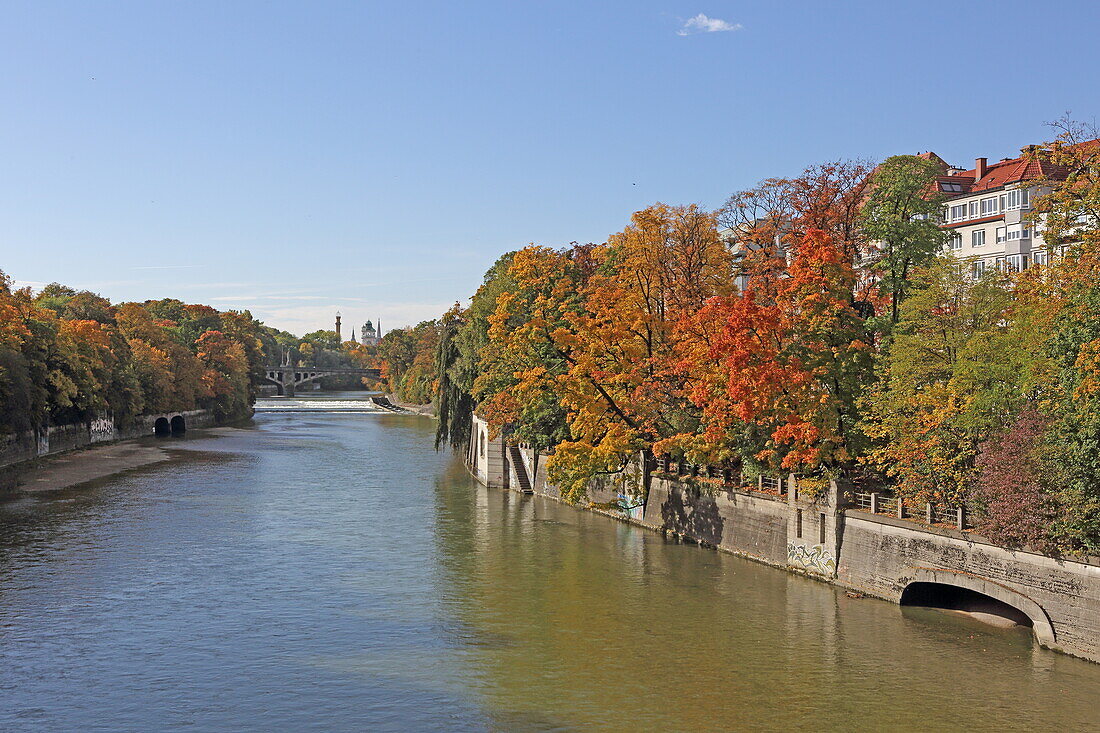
left=507, top=445, right=533, bottom=494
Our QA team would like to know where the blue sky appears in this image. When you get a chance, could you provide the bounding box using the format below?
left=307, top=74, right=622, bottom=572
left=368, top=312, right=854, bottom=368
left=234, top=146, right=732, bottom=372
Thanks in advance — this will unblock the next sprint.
left=2, top=1, right=1098, bottom=335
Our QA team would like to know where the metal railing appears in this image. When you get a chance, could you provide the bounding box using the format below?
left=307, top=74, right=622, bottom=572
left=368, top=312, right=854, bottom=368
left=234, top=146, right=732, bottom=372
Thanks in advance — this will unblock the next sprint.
left=652, top=456, right=788, bottom=496
left=760, top=475, right=781, bottom=493
left=850, top=491, right=969, bottom=530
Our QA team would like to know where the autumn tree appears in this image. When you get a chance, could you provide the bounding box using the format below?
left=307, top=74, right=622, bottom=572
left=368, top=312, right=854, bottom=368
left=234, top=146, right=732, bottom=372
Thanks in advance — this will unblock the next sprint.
left=476, top=245, right=588, bottom=452
left=787, top=160, right=874, bottom=263
left=861, top=259, right=1019, bottom=505
left=1029, top=117, right=1100, bottom=253
left=973, top=408, right=1056, bottom=551
left=195, top=330, right=251, bottom=421
left=459, top=204, right=736, bottom=500
left=377, top=321, right=441, bottom=404
left=680, top=230, right=871, bottom=476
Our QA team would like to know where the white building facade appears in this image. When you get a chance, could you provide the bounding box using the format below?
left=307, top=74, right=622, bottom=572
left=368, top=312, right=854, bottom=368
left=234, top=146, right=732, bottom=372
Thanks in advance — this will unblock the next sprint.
left=932, top=150, right=1068, bottom=277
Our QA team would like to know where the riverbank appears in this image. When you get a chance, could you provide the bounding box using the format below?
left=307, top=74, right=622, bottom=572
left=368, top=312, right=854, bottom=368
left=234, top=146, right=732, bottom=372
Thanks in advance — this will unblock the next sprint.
left=469, top=414, right=1100, bottom=664
left=6, top=441, right=172, bottom=494
left=385, top=394, right=435, bottom=416
left=0, top=409, right=236, bottom=496
left=0, top=424, right=262, bottom=496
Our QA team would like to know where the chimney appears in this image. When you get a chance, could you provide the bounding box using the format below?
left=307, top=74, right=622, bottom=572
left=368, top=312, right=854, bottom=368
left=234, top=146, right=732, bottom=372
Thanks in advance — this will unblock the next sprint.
left=975, top=157, right=988, bottom=180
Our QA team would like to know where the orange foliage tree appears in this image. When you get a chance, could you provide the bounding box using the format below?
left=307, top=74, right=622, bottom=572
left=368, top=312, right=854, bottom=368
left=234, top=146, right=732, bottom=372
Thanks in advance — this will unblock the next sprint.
left=672, top=230, right=871, bottom=476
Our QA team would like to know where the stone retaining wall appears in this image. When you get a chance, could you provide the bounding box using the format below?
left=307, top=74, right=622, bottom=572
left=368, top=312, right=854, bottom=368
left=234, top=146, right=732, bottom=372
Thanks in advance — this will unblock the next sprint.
left=837, top=511, right=1100, bottom=662
left=0, top=409, right=216, bottom=471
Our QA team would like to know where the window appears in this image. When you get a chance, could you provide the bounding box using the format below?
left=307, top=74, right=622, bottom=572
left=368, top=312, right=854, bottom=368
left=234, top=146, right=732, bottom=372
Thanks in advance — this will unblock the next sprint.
left=1034, top=250, right=1048, bottom=267
left=950, top=204, right=967, bottom=221
left=971, top=259, right=986, bottom=278
left=999, top=194, right=1007, bottom=211
left=796, top=509, right=803, bottom=538
left=971, top=229, right=986, bottom=247
left=969, top=200, right=980, bottom=218
left=819, top=513, right=827, bottom=544
left=949, top=233, right=963, bottom=250
left=941, top=182, right=963, bottom=192
left=1007, top=187, right=1032, bottom=209
left=980, top=197, right=998, bottom=216
left=1006, top=225, right=1031, bottom=241
left=996, top=226, right=1007, bottom=243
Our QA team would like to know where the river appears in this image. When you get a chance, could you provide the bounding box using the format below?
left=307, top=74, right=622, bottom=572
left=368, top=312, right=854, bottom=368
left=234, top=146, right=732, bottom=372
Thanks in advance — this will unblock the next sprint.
left=1, top=393, right=1099, bottom=731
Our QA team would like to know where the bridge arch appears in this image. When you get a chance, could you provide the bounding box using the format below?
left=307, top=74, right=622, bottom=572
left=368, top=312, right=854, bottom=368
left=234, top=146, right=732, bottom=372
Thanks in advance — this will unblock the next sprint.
left=170, top=415, right=186, bottom=434
left=901, top=568, right=1056, bottom=647
left=153, top=417, right=171, bottom=437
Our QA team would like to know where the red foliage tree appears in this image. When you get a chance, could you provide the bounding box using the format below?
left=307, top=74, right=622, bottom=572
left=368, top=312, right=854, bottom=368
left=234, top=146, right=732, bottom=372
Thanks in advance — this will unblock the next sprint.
left=973, top=408, right=1054, bottom=551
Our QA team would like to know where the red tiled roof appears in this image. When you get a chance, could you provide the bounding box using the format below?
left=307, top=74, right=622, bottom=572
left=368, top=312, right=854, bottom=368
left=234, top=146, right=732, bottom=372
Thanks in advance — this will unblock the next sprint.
left=926, top=142, right=1098, bottom=198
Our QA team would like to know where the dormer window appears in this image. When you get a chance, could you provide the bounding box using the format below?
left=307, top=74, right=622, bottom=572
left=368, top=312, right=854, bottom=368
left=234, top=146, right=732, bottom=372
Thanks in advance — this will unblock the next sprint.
left=941, top=182, right=963, bottom=192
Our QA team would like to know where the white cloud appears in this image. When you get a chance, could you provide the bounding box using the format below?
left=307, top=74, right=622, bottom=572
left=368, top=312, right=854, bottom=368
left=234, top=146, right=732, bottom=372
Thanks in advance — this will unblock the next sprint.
left=677, top=13, right=742, bottom=36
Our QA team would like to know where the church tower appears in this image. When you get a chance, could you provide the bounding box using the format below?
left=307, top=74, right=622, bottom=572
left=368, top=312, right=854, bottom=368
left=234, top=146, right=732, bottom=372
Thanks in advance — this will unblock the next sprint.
left=361, top=319, right=379, bottom=346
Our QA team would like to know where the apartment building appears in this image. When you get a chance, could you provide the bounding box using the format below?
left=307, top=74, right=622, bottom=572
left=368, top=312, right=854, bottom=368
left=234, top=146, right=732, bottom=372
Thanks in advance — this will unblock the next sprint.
left=930, top=148, right=1068, bottom=277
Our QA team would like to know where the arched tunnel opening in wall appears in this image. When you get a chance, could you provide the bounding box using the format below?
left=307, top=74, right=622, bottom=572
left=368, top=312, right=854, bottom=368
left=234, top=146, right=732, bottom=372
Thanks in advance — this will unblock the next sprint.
left=153, top=417, right=171, bottom=437
left=900, top=582, right=1034, bottom=629
left=170, top=415, right=186, bottom=434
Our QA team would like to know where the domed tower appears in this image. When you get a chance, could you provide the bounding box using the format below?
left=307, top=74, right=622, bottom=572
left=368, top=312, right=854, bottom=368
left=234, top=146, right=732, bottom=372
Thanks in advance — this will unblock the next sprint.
left=335, top=311, right=342, bottom=340
left=362, top=319, right=378, bottom=346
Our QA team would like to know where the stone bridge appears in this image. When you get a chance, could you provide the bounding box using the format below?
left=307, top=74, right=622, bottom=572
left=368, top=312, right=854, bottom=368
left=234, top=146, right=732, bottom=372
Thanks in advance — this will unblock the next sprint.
left=262, top=365, right=380, bottom=397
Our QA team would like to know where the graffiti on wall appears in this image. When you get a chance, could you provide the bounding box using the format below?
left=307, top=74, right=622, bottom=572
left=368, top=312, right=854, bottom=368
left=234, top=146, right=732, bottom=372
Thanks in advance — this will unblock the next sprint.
left=787, top=542, right=836, bottom=575
left=90, top=416, right=115, bottom=443
left=616, top=494, right=646, bottom=521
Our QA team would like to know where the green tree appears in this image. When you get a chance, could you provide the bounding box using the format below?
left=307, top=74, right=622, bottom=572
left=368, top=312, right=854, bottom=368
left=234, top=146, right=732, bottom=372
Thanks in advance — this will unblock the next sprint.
left=860, top=154, right=950, bottom=325
left=861, top=259, right=1016, bottom=505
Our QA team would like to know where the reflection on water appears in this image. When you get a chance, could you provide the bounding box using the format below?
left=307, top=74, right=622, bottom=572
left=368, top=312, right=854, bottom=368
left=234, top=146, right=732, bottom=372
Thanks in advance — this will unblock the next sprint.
left=0, top=393, right=1097, bottom=731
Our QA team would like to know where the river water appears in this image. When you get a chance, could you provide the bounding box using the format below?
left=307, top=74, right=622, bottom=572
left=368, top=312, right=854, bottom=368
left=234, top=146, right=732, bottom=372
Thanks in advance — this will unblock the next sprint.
left=1, top=393, right=1099, bottom=731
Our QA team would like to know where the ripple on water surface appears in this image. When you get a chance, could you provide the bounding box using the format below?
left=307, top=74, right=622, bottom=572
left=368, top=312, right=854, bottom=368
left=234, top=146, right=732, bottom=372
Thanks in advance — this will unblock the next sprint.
left=0, top=393, right=1098, bottom=731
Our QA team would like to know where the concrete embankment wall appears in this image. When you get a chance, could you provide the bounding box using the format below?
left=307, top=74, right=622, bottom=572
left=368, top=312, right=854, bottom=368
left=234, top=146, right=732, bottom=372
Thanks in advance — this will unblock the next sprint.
left=469, top=414, right=1100, bottom=663
left=0, top=409, right=216, bottom=471
left=643, top=480, right=791, bottom=567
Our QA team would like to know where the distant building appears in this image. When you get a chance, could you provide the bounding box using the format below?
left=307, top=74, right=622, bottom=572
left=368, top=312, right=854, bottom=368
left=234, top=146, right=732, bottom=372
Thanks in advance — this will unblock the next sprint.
left=361, top=319, right=380, bottom=347
left=335, top=312, right=342, bottom=340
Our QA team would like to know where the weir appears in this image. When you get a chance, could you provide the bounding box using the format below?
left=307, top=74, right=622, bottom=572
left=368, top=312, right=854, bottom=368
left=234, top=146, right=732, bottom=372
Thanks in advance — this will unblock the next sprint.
left=467, top=413, right=1100, bottom=664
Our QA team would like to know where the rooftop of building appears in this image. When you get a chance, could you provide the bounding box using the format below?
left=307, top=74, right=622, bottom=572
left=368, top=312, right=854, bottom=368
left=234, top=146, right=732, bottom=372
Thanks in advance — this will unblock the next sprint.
left=919, top=140, right=1098, bottom=199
